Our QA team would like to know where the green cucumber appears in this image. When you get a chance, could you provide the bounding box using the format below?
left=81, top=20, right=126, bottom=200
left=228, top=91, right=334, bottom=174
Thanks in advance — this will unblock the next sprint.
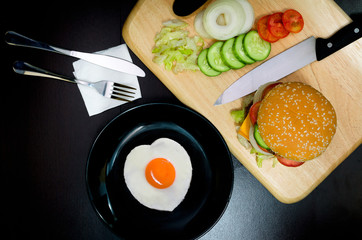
left=207, top=41, right=230, bottom=72
left=221, top=38, right=245, bottom=69
left=197, top=48, right=221, bottom=77
left=244, top=30, right=271, bottom=61
left=254, top=124, right=270, bottom=150
left=233, top=34, right=256, bottom=64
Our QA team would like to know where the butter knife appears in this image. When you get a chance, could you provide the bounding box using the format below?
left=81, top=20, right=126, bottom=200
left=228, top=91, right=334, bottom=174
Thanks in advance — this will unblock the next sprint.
left=5, top=31, right=146, bottom=77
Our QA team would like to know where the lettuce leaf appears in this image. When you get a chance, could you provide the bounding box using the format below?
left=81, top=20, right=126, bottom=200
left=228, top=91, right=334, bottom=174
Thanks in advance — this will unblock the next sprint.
left=231, top=109, right=246, bottom=124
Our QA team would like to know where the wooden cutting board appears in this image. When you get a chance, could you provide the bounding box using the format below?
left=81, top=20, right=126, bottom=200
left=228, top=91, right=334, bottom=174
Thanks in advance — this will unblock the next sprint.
left=123, top=0, right=362, bottom=203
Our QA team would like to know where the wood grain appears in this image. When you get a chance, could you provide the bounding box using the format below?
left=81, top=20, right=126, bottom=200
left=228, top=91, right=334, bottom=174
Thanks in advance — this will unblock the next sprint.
left=122, top=0, right=362, bottom=203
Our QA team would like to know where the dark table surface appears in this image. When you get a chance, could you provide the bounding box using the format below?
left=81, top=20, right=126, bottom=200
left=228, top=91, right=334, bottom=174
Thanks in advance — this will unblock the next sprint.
left=2, top=1, right=362, bottom=239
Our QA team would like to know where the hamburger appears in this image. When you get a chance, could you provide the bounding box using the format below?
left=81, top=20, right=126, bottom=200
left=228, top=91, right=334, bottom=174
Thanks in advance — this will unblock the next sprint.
left=235, top=82, right=337, bottom=167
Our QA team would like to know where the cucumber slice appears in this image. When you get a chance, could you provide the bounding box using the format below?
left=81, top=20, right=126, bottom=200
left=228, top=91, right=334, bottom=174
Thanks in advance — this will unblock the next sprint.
left=207, top=41, right=230, bottom=72
left=233, top=34, right=255, bottom=64
left=221, top=38, right=245, bottom=69
left=198, top=48, right=221, bottom=77
left=254, top=124, right=270, bottom=150
left=244, top=30, right=271, bottom=61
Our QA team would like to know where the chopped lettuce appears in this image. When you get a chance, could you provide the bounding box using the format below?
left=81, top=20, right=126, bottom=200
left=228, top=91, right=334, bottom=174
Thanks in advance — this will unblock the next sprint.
left=250, top=147, right=277, bottom=168
left=152, top=19, right=204, bottom=73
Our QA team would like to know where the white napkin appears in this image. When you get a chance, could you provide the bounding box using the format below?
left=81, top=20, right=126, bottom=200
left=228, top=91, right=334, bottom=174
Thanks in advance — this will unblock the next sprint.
left=72, top=44, right=142, bottom=116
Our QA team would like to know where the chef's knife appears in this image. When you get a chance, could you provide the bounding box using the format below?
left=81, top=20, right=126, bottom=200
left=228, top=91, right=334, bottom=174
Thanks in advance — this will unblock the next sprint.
left=214, top=18, right=361, bottom=105
left=5, top=31, right=146, bottom=77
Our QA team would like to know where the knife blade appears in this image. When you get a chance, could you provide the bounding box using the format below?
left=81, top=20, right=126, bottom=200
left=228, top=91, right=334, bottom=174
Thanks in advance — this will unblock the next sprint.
left=214, top=18, right=362, bottom=105
left=63, top=49, right=146, bottom=77
left=5, top=31, right=146, bottom=77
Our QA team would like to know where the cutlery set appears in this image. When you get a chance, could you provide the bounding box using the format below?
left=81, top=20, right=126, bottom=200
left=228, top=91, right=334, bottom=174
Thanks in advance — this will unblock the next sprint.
left=5, top=31, right=146, bottom=102
left=6, top=15, right=361, bottom=104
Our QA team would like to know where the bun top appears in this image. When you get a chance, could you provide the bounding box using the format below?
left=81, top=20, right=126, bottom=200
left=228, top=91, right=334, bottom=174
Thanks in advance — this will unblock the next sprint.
left=258, top=82, right=337, bottom=161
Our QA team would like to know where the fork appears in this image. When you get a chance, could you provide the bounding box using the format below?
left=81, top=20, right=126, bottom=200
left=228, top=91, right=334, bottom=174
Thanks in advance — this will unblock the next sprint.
left=13, top=61, right=137, bottom=102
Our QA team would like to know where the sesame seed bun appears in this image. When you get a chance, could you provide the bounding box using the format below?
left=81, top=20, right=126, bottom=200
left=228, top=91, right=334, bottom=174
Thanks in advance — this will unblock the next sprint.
left=257, top=82, right=337, bottom=161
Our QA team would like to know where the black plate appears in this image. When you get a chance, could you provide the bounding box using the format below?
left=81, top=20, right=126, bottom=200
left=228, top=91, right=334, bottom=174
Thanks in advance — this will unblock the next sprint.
left=86, top=103, right=233, bottom=239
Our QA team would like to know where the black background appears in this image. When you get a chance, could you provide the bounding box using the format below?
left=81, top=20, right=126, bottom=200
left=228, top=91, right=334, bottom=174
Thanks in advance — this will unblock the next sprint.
left=1, top=0, right=362, bottom=239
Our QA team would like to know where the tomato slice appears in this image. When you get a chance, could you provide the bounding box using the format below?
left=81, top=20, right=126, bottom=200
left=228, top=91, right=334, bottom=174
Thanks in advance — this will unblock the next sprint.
left=267, top=12, right=289, bottom=38
left=282, top=9, right=304, bottom=33
left=277, top=155, right=305, bottom=167
left=257, top=15, right=279, bottom=43
left=261, top=82, right=281, bottom=99
left=249, top=101, right=261, bottom=126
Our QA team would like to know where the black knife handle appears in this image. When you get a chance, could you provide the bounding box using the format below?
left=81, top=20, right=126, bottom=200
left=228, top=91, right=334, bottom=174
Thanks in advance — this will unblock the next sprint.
left=316, top=17, right=362, bottom=61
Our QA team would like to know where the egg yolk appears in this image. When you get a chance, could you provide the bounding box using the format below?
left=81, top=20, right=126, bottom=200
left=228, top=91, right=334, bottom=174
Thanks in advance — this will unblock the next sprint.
left=145, top=158, right=176, bottom=189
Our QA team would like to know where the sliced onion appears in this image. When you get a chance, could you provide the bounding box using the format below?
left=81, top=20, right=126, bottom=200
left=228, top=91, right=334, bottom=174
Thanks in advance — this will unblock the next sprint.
left=235, top=0, right=255, bottom=34
left=216, top=14, right=226, bottom=25
left=202, top=0, right=246, bottom=40
left=249, top=125, right=273, bottom=155
left=194, top=10, right=212, bottom=39
left=237, top=133, right=252, bottom=150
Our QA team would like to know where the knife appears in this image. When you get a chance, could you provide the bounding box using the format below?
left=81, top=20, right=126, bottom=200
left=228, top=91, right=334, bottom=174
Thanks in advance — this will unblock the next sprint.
left=5, top=31, right=146, bottom=77
left=214, top=18, right=361, bottom=105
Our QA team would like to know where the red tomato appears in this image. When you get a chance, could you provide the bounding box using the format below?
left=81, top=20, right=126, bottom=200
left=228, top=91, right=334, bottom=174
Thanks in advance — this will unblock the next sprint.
left=268, top=12, right=289, bottom=38
left=277, top=155, right=305, bottom=167
left=257, top=15, right=280, bottom=43
left=249, top=101, right=261, bottom=126
left=258, top=142, right=271, bottom=154
left=282, top=9, right=304, bottom=33
left=261, top=82, right=281, bottom=99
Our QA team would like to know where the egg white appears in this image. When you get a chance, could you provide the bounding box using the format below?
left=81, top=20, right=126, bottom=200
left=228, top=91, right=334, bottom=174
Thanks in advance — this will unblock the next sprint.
left=123, top=138, right=192, bottom=211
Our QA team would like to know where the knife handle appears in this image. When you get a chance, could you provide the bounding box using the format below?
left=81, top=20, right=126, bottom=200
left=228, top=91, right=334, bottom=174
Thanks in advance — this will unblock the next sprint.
left=5, top=31, right=60, bottom=53
left=316, top=17, right=362, bottom=61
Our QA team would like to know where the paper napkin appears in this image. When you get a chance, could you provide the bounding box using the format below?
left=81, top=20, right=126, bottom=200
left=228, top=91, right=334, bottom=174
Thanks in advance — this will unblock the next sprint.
left=72, top=44, right=142, bottom=116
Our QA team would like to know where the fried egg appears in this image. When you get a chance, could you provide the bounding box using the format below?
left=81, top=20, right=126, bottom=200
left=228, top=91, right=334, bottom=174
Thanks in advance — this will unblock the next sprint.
left=123, top=138, right=192, bottom=211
